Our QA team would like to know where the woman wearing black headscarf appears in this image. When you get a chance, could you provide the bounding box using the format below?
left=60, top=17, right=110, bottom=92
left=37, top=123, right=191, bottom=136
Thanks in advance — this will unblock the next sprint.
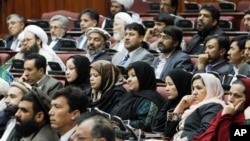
left=64, top=55, right=90, bottom=91
left=151, top=69, right=193, bottom=133
left=111, top=61, right=165, bottom=132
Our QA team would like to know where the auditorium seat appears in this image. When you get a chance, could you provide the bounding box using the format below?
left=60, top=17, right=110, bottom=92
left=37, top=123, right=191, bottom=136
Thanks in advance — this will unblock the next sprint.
left=157, top=86, right=167, bottom=100
left=130, top=0, right=150, bottom=13
left=189, top=55, right=198, bottom=66
left=237, top=0, right=250, bottom=12
left=183, top=36, right=193, bottom=47
left=41, top=10, right=79, bottom=31
left=0, top=53, right=11, bottom=65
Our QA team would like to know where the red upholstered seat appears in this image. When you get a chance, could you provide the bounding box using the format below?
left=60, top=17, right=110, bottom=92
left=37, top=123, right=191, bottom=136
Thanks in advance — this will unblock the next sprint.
left=0, top=53, right=11, bottom=66
left=237, top=0, right=250, bottom=12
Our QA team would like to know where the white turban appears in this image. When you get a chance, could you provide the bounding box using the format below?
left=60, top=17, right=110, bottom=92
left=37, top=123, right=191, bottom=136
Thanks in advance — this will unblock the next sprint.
left=114, top=12, right=133, bottom=25
left=23, top=25, right=48, bottom=45
left=111, top=0, right=134, bottom=10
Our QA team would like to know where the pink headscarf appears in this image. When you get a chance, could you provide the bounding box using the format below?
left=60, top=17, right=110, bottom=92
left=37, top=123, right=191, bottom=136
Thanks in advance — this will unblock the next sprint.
left=182, top=73, right=225, bottom=119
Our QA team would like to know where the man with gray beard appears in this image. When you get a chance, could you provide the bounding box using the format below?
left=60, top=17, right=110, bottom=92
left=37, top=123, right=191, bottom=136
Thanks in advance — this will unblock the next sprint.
left=85, top=27, right=112, bottom=63
left=111, top=12, right=133, bottom=52
left=152, top=26, right=193, bottom=81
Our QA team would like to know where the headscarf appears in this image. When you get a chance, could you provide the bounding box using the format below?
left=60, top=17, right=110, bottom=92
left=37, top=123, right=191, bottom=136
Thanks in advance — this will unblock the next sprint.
left=65, top=55, right=90, bottom=88
left=238, top=77, right=250, bottom=108
left=127, top=61, right=156, bottom=91
left=182, top=73, right=225, bottom=119
left=111, top=0, right=134, bottom=10
left=167, top=69, right=193, bottom=103
left=114, top=12, right=133, bottom=25
left=90, top=60, right=120, bottom=95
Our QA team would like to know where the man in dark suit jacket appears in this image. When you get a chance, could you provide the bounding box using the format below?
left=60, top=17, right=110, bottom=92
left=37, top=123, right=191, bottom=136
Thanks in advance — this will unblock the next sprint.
left=193, top=35, right=234, bottom=81
left=152, top=26, right=193, bottom=81
left=85, top=27, right=112, bottom=63
left=19, top=53, right=63, bottom=97
left=4, top=14, right=25, bottom=51
left=186, top=4, right=226, bottom=55
left=47, top=14, right=74, bottom=51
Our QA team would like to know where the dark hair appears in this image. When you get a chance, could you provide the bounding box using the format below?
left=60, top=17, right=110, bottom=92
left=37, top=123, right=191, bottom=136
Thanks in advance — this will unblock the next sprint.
left=125, top=23, right=145, bottom=36
left=24, top=53, right=47, bottom=72
left=154, top=13, right=174, bottom=26
left=232, top=79, right=246, bottom=94
left=231, top=35, right=248, bottom=51
left=79, top=9, right=99, bottom=26
left=170, top=0, right=179, bottom=14
left=162, top=25, right=183, bottom=49
left=75, top=112, right=115, bottom=141
left=204, top=35, right=230, bottom=59
left=200, top=4, right=220, bottom=24
left=52, top=86, right=89, bottom=113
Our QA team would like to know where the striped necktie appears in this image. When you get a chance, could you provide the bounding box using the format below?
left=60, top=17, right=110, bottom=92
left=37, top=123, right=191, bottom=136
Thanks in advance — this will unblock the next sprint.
left=119, top=54, right=130, bottom=66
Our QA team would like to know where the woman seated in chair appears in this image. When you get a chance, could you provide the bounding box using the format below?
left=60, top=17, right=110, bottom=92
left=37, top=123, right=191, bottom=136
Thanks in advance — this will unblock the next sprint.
left=64, top=55, right=90, bottom=91
left=164, top=73, right=225, bottom=141
left=86, top=60, right=127, bottom=113
left=151, top=69, right=193, bottom=133
left=111, top=61, right=165, bottom=132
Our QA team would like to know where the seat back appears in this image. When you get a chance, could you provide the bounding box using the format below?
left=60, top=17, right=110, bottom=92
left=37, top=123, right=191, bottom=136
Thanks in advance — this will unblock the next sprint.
left=218, top=20, right=233, bottom=31
left=147, top=2, right=160, bottom=13
left=175, top=19, right=195, bottom=31
left=237, top=0, right=250, bottom=12
left=219, top=2, right=236, bottom=12
left=184, top=1, right=201, bottom=13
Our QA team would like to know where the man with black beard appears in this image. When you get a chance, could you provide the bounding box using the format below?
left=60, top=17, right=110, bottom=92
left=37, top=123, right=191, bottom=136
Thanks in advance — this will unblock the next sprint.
left=7, top=88, right=59, bottom=141
left=152, top=26, right=193, bottom=81
left=0, top=80, right=31, bottom=140
left=20, top=43, right=39, bottom=59
left=186, top=4, right=226, bottom=55
left=85, top=27, right=112, bottom=63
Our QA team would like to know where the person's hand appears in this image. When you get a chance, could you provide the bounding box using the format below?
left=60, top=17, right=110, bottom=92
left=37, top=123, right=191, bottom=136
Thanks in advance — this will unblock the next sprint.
left=222, top=101, right=244, bottom=115
left=244, top=106, right=250, bottom=119
left=174, top=95, right=194, bottom=113
left=197, top=54, right=209, bottom=70
left=144, top=28, right=155, bottom=41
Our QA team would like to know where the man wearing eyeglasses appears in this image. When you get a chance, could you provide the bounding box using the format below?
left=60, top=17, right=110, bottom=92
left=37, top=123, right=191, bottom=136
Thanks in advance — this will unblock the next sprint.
left=47, top=15, right=73, bottom=51
left=160, top=0, right=184, bottom=24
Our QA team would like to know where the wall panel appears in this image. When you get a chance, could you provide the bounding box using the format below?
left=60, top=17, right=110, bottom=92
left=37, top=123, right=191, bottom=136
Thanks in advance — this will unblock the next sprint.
left=0, top=0, right=110, bottom=34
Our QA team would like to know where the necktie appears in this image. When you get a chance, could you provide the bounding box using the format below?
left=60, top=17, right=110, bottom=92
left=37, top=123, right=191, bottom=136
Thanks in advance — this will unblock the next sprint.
left=119, top=54, right=130, bottom=66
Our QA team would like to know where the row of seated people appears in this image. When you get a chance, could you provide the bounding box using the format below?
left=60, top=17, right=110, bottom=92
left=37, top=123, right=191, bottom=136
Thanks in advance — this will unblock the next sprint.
left=0, top=51, right=249, bottom=140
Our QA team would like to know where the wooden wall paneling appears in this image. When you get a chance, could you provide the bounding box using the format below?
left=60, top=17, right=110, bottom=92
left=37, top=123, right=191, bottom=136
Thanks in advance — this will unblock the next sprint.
left=0, top=0, right=111, bottom=34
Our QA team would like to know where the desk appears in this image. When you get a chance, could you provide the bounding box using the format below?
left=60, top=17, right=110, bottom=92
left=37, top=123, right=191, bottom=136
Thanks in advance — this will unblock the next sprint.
left=183, top=31, right=248, bottom=37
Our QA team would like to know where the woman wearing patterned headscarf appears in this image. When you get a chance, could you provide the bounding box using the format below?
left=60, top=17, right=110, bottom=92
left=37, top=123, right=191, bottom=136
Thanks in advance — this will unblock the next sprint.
left=65, top=55, right=90, bottom=91
left=87, top=60, right=127, bottom=113
left=111, top=61, right=165, bottom=132
left=193, top=77, right=250, bottom=141
left=151, top=69, right=193, bottom=133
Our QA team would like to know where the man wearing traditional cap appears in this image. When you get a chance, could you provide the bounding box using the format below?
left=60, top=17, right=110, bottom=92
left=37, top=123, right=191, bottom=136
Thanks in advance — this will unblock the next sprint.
left=13, top=24, right=65, bottom=71
left=111, top=12, right=133, bottom=52
left=10, top=88, right=59, bottom=140
left=0, top=79, right=32, bottom=140
left=85, top=27, right=112, bottom=63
